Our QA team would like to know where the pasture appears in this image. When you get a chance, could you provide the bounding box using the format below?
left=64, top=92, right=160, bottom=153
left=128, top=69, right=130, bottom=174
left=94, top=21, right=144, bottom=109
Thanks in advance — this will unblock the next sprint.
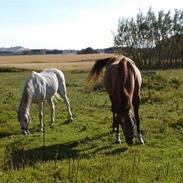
left=0, top=54, right=113, bottom=71
left=0, top=54, right=183, bottom=182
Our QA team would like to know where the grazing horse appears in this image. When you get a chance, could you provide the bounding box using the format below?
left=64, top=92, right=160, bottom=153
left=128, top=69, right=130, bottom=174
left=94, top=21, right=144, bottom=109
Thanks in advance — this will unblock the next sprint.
left=17, top=68, right=73, bottom=134
left=87, top=56, right=144, bottom=145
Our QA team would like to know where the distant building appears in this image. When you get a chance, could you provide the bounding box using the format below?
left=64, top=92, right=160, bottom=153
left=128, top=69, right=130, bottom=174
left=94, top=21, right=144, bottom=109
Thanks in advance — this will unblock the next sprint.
left=62, top=50, right=77, bottom=54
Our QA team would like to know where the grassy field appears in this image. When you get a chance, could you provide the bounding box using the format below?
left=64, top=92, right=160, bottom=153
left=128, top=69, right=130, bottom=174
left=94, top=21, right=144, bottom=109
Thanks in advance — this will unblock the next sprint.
left=0, top=56, right=183, bottom=182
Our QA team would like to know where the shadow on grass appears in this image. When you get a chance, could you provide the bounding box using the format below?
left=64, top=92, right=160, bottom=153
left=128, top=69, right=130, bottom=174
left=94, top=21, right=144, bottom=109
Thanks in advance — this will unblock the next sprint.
left=4, top=131, right=128, bottom=170
left=169, top=118, right=183, bottom=129
left=104, top=147, right=128, bottom=156
left=0, top=67, right=27, bottom=73
left=4, top=142, right=79, bottom=170
left=0, top=132, right=13, bottom=138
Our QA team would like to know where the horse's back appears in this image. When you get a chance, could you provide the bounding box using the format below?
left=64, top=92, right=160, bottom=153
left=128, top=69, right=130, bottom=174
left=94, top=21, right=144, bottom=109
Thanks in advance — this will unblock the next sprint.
left=39, top=70, right=60, bottom=98
left=28, top=70, right=58, bottom=101
left=27, top=71, right=47, bottom=102
left=126, top=57, right=142, bottom=87
left=43, top=68, right=65, bottom=83
left=42, top=68, right=68, bottom=96
left=43, top=68, right=67, bottom=93
left=104, top=61, right=119, bottom=92
left=110, top=57, right=142, bottom=88
left=104, top=57, right=141, bottom=102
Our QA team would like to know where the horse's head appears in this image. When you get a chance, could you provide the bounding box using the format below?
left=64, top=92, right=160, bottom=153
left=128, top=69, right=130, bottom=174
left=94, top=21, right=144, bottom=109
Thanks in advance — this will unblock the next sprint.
left=123, top=110, right=135, bottom=144
left=17, top=110, right=31, bottom=135
left=116, top=110, right=135, bottom=144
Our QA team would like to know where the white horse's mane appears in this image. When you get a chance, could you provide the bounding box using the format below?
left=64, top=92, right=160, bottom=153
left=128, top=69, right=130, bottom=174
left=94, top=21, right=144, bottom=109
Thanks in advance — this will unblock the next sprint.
left=20, top=72, right=36, bottom=100
left=18, top=71, right=45, bottom=113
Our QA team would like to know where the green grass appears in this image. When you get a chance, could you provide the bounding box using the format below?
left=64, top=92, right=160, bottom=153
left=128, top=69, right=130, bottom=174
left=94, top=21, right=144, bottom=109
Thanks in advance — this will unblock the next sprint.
left=0, top=69, right=183, bottom=182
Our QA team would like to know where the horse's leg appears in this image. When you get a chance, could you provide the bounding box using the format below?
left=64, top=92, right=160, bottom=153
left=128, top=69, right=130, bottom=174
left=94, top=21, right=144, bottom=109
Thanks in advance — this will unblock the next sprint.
left=123, top=111, right=134, bottom=144
left=114, top=113, right=121, bottom=143
left=47, top=97, right=55, bottom=127
left=112, top=112, right=116, bottom=132
left=133, top=95, right=144, bottom=144
left=110, top=95, right=116, bottom=132
left=39, top=102, right=44, bottom=132
left=63, top=95, right=73, bottom=122
left=58, top=83, right=73, bottom=122
left=115, top=124, right=121, bottom=143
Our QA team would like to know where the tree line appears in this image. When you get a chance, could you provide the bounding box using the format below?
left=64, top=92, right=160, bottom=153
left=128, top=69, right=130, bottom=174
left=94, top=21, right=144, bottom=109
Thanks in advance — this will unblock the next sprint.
left=114, top=8, right=183, bottom=69
left=0, top=47, right=115, bottom=56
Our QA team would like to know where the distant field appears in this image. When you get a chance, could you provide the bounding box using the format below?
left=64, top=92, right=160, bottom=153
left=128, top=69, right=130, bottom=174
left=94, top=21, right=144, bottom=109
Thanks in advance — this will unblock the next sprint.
left=0, top=54, right=114, bottom=70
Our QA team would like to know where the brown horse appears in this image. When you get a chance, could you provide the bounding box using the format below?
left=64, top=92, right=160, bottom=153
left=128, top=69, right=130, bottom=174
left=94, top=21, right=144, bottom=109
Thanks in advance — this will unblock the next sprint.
left=87, top=56, right=144, bottom=145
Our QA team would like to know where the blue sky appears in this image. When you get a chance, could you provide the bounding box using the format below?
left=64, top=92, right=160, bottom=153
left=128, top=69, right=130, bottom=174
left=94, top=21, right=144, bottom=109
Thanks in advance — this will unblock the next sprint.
left=0, top=0, right=182, bottom=50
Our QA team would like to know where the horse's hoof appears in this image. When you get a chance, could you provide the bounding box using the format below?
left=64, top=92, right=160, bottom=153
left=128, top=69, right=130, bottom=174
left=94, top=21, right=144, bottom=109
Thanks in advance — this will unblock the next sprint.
left=22, top=129, right=30, bottom=135
left=69, top=117, right=73, bottom=122
left=22, top=131, right=28, bottom=135
left=50, top=124, right=54, bottom=128
left=138, top=134, right=145, bottom=145
left=139, top=139, right=145, bottom=145
left=40, top=128, right=43, bottom=132
left=113, top=127, right=117, bottom=132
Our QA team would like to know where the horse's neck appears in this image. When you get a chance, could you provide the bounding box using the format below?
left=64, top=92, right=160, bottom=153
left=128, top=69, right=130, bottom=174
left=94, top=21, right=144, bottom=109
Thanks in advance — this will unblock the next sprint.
left=19, top=87, right=32, bottom=114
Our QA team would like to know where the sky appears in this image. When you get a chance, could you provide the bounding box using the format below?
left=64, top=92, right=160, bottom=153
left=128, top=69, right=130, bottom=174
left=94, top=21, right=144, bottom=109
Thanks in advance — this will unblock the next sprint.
left=0, top=0, right=182, bottom=50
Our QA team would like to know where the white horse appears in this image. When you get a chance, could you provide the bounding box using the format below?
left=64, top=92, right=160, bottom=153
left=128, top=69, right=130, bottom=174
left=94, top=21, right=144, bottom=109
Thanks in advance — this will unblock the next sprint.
left=17, top=68, right=73, bottom=134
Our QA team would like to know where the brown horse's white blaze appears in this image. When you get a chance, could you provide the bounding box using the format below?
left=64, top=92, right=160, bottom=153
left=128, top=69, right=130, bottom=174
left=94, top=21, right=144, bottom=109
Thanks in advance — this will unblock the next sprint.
left=87, top=56, right=144, bottom=145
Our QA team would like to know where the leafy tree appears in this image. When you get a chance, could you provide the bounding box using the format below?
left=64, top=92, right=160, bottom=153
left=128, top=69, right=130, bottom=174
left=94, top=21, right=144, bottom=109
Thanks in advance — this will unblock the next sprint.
left=114, top=8, right=183, bottom=69
left=78, top=47, right=98, bottom=54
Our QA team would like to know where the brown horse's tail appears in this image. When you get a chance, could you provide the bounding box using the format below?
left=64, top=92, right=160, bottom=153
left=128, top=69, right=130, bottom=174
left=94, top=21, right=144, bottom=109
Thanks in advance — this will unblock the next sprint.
left=87, top=57, right=116, bottom=87
left=118, top=57, right=131, bottom=106
left=118, top=57, right=128, bottom=84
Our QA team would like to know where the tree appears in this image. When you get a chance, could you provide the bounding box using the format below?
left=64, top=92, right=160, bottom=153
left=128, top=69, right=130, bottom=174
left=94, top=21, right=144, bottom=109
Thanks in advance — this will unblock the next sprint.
left=78, top=47, right=98, bottom=54
left=114, top=8, right=183, bottom=69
